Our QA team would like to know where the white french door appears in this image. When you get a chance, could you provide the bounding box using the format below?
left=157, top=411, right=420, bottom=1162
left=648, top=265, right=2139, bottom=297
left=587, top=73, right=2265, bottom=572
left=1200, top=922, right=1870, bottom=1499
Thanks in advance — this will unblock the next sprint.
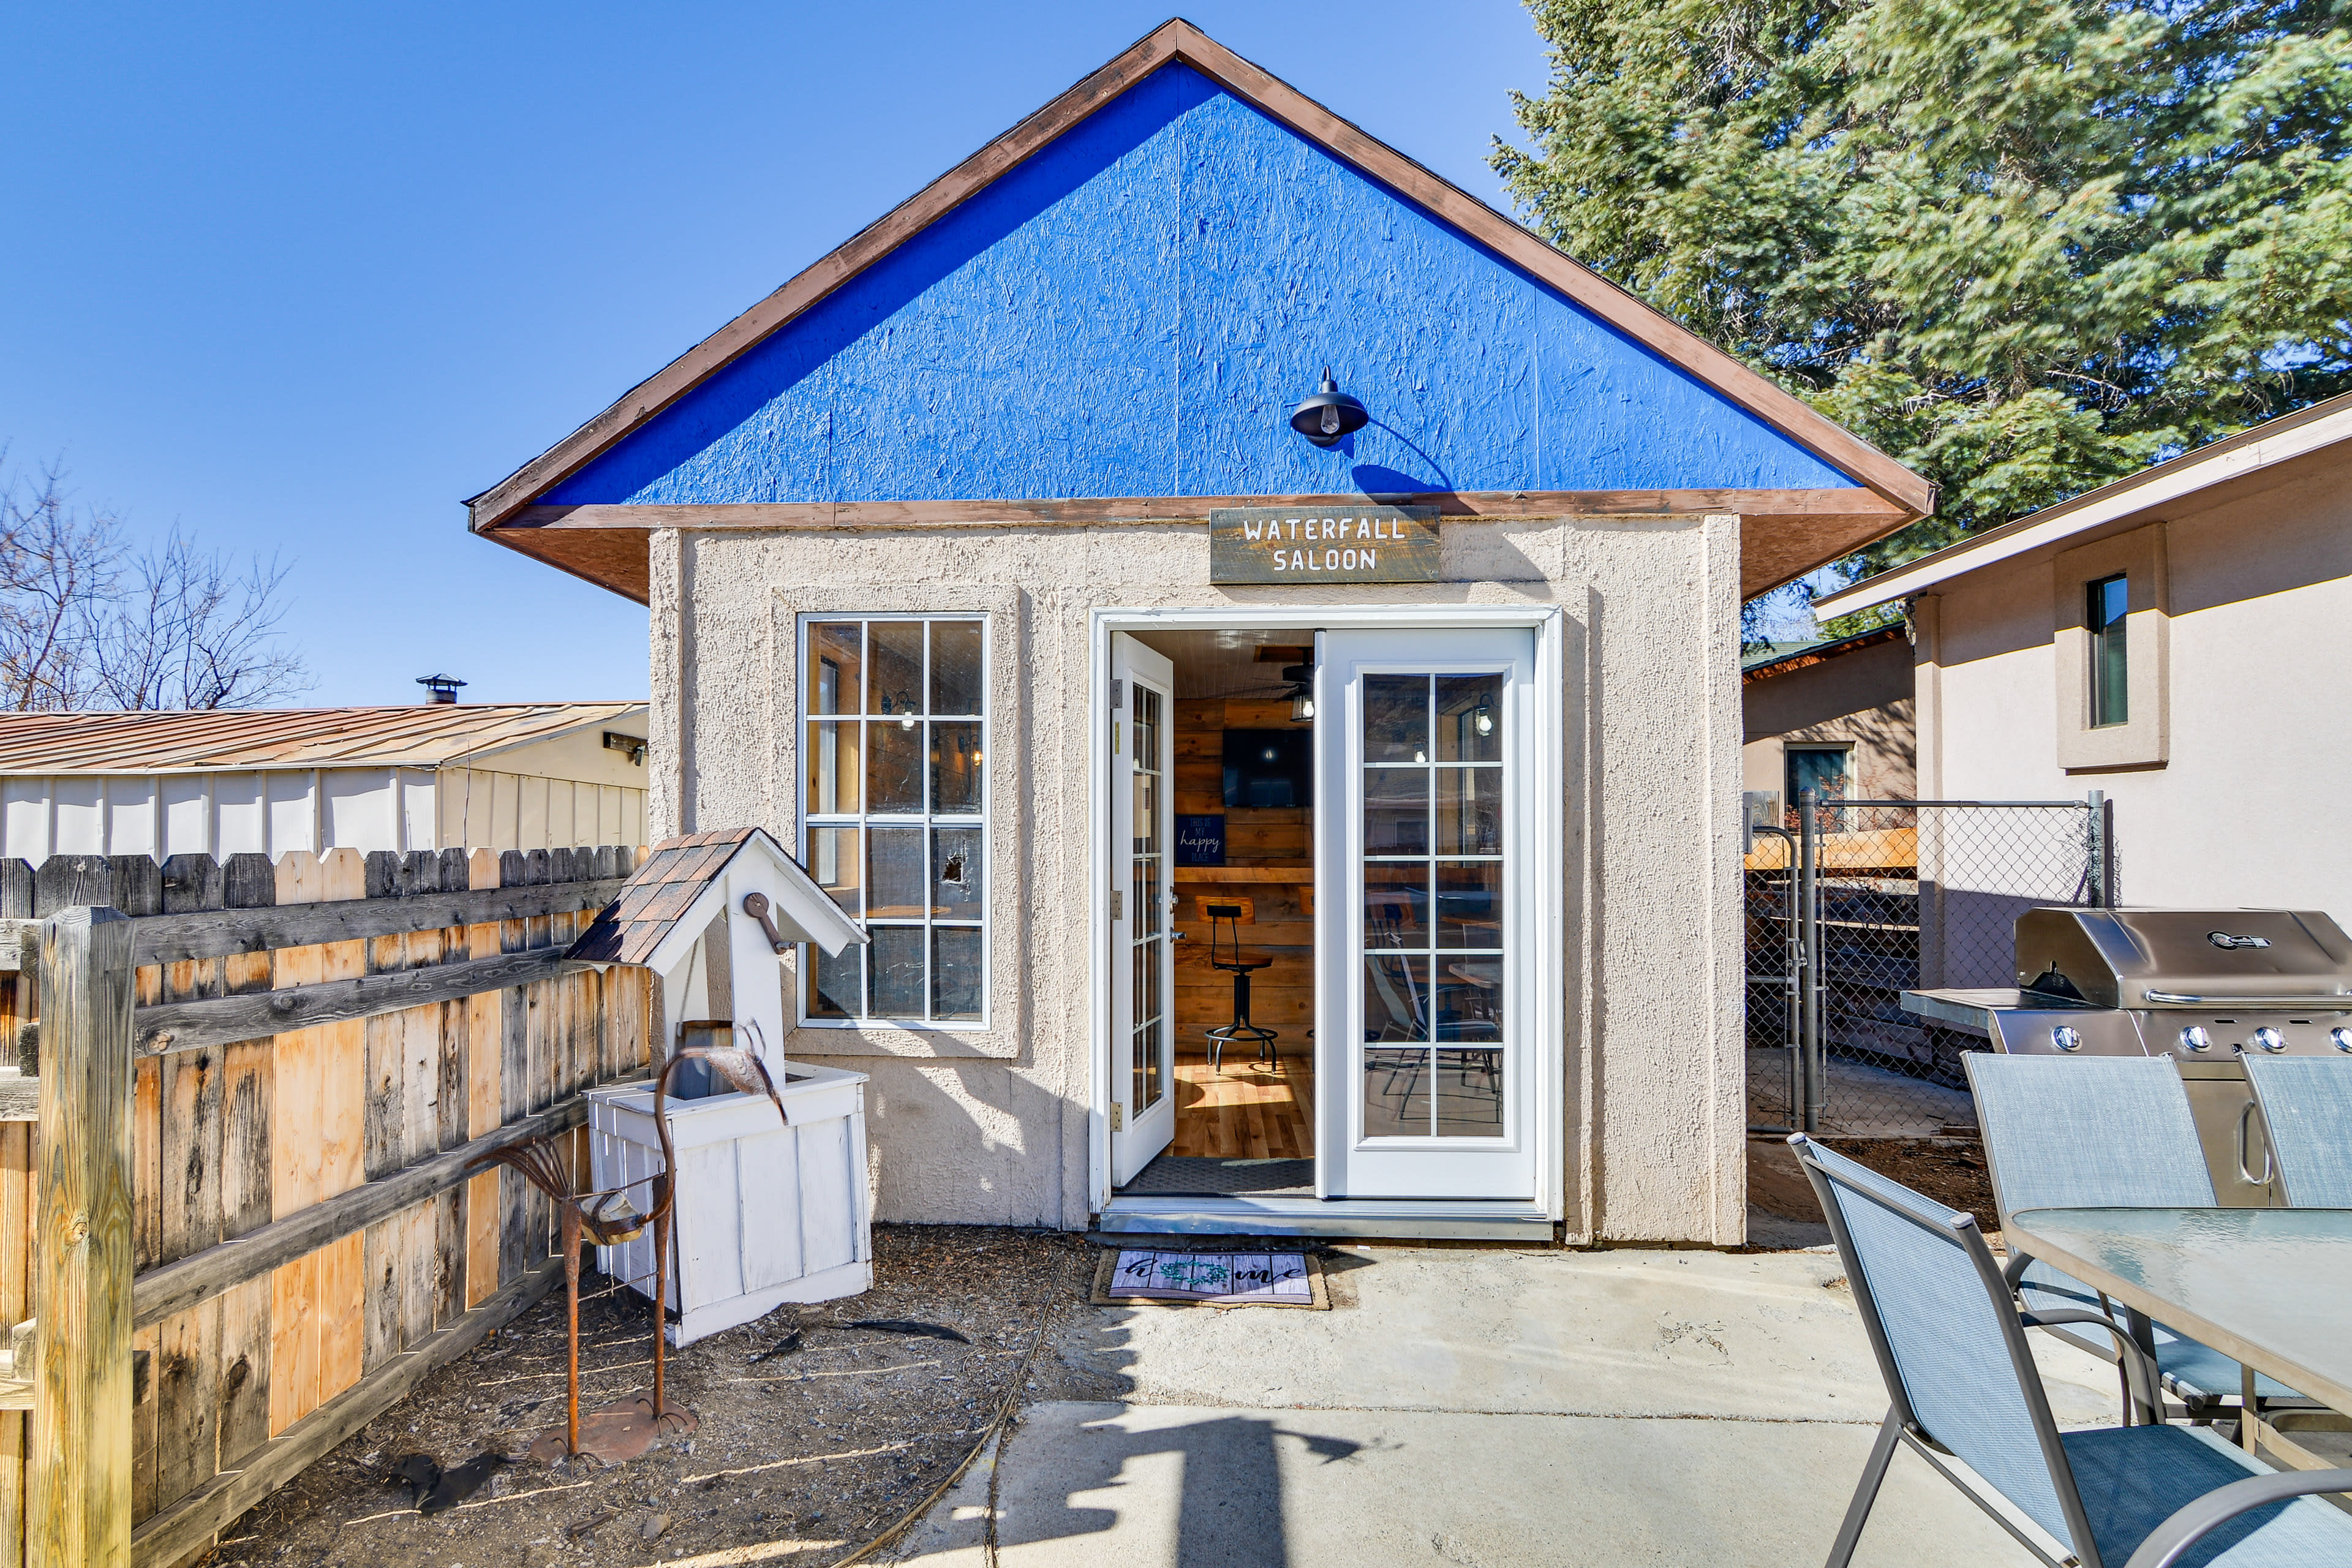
left=1315, top=627, right=1537, bottom=1200
left=1109, top=633, right=1177, bottom=1185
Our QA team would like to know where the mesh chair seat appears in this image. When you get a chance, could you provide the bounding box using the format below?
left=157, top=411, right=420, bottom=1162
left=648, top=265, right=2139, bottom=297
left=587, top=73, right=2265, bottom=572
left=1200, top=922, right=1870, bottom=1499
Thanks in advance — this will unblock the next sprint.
left=2062, top=1423, right=2352, bottom=1566
left=2019, top=1261, right=2308, bottom=1405
left=2242, top=1057, right=2352, bottom=1208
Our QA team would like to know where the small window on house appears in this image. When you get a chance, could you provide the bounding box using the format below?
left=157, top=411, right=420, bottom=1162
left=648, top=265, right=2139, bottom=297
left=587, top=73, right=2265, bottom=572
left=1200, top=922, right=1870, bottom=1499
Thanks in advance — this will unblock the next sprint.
left=2087, top=574, right=2129, bottom=727
left=801, top=616, right=987, bottom=1027
left=1785, top=745, right=1850, bottom=809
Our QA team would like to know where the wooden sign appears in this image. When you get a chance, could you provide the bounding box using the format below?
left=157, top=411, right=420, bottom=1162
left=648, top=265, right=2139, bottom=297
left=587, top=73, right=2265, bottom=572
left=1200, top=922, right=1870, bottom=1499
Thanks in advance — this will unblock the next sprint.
left=1209, top=506, right=1441, bottom=584
left=1175, top=815, right=1226, bottom=866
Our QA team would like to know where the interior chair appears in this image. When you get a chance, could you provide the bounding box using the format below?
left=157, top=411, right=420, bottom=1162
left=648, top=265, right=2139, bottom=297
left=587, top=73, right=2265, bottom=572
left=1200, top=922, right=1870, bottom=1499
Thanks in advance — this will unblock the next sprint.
left=2241, top=1055, right=2352, bottom=1206
left=1202, top=903, right=1278, bottom=1072
left=1791, top=1134, right=2352, bottom=1568
left=1965, top=1053, right=2318, bottom=1433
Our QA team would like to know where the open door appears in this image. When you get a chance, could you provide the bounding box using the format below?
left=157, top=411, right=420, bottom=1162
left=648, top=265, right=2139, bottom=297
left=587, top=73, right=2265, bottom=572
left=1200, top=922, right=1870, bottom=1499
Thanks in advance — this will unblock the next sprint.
left=1109, top=633, right=1178, bottom=1185
left=1316, top=627, right=1537, bottom=1200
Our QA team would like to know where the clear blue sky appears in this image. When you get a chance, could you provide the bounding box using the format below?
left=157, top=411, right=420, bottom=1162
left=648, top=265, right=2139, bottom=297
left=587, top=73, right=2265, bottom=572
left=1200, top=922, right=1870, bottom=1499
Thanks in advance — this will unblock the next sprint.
left=2, top=4, right=1550, bottom=707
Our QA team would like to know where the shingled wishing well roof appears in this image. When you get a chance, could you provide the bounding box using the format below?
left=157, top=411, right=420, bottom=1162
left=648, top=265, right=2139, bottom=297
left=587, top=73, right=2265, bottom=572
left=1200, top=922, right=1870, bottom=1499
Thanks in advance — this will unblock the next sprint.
left=568, top=826, right=864, bottom=971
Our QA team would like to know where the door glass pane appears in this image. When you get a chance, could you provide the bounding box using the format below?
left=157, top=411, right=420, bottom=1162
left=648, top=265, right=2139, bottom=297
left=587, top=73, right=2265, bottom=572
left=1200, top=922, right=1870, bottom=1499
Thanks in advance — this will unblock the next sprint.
left=930, top=620, right=984, bottom=716
left=1364, top=954, right=1430, bottom=1044
left=809, top=622, right=863, bottom=715
left=1364, top=1047, right=1431, bottom=1137
left=1436, top=768, right=1502, bottom=854
left=1434, top=674, right=1502, bottom=762
left=1364, top=862, right=1428, bottom=948
left=930, top=722, right=984, bottom=814
left=1362, top=769, right=1428, bottom=856
left=932, top=827, right=982, bottom=915
left=932, top=926, right=982, bottom=1020
left=809, top=825, right=861, bottom=917
left=1363, top=674, right=1430, bottom=763
left=870, top=927, right=925, bottom=1017
left=1434, top=1043, right=1503, bottom=1136
left=867, top=718, right=923, bottom=812
left=867, top=827, right=925, bottom=918
left=869, top=622, right=925, bottom=717
left=806, top=722, right=861, bottom=816
left=810, top=943, right=862, bottom=1019
left=1434, top=861, right=1501, bottom=949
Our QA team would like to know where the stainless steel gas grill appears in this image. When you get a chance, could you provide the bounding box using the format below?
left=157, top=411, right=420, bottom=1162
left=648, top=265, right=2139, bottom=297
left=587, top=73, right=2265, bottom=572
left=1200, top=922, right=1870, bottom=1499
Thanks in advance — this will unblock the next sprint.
left=1904, top=908, right=2352, bottom=1205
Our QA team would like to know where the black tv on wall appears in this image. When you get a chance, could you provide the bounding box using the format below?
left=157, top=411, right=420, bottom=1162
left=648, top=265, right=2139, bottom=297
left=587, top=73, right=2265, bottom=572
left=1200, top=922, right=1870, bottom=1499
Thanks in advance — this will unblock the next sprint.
left=1223, top=729, right=1312, bottom=808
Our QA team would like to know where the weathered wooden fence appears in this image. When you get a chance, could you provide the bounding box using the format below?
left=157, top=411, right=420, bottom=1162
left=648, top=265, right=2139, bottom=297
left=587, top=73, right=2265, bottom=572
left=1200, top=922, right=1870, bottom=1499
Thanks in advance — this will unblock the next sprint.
left=0, top=844, right=654, bottom=1566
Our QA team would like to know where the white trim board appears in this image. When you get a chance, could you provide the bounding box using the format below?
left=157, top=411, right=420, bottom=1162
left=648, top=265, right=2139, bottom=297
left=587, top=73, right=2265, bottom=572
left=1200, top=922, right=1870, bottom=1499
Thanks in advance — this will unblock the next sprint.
left=1814, top=394, right=2352, bottom=617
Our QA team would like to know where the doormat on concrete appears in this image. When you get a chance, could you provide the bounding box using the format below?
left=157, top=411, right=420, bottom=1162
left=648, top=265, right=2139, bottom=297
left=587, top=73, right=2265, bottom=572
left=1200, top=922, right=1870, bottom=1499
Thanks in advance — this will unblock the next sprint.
left=1090, top=1249, right=1327, bottom=1308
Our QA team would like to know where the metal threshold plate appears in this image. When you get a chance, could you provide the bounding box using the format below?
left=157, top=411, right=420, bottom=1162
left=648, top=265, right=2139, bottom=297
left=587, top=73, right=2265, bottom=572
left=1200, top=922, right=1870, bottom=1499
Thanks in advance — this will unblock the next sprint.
left=1099, top=1194, right=1554, bottom=1240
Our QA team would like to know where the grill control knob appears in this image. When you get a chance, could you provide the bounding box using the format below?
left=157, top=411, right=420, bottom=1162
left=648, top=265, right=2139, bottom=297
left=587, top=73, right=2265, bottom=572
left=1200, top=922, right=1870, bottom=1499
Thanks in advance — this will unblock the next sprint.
left=2332, top=1027, right=2352, bottom=1054
left=2179, top=1026, right=2212, bottom=1053
left=2252, top=1026, right=2288, bottom=1054
left=2051, top=1025, right=2083, bottom=1052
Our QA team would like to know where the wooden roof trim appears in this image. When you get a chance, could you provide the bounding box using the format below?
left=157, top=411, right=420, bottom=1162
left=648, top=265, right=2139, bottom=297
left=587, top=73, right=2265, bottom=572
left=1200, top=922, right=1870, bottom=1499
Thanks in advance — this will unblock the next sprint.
left=1741, top=625, right=1907, bottom=684
left=466, top=20, right=1933, bottom=535
left=496, top=486, right=1910, bottom=531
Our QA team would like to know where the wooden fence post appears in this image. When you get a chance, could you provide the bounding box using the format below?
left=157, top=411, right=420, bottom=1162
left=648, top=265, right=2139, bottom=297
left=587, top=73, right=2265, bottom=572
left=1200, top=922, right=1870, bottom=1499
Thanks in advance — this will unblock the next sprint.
left=31, top=908, right=135, bottom=1567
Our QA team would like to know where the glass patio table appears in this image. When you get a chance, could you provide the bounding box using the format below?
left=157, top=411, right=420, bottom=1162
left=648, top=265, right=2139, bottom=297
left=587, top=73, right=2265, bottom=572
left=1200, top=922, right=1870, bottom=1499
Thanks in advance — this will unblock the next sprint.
left=2005, top=1206, right=2352, bottom=1415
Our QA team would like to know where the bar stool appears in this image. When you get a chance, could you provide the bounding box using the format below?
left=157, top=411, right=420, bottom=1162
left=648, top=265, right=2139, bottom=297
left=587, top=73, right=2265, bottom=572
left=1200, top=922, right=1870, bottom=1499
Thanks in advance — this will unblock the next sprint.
left=1203, top=903, right=1279, bottom=1072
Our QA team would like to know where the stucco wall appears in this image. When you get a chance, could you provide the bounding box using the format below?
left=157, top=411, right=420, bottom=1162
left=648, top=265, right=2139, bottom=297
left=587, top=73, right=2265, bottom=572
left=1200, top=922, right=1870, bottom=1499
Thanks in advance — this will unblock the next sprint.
left=1740, top=636, right=1917, bottom=801
left=650, top=513, right=1744, bottom=1245
left=1919, top=447, right=2352, bottom=913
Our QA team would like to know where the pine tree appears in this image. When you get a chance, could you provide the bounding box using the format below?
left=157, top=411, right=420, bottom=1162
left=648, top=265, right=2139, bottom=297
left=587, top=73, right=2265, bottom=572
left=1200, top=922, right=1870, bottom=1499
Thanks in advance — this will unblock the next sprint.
left=1493, top=0, right=2352, bottom=576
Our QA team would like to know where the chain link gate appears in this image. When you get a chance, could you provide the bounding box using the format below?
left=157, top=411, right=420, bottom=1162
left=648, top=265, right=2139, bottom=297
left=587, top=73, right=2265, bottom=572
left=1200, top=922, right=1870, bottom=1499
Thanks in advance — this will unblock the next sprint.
left=1746, top=792, right=2113, bottom=1136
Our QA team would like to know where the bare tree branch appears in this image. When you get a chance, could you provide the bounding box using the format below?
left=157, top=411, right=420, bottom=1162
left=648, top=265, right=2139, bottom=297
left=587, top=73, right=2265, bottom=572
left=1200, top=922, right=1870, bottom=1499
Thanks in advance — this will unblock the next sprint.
left=0, top=454, right=309, bottom=711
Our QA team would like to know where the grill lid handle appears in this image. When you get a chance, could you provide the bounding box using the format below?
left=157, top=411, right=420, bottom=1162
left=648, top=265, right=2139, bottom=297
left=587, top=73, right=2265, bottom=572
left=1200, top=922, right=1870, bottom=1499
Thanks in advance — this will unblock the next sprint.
left=2142, top=990, right=2352, bottom=1006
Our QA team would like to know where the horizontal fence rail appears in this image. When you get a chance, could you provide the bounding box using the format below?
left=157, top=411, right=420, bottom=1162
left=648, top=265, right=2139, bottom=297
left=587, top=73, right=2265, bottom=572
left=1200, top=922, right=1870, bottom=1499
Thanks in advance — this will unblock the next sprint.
left=0, top=843, right=655, bottom=1568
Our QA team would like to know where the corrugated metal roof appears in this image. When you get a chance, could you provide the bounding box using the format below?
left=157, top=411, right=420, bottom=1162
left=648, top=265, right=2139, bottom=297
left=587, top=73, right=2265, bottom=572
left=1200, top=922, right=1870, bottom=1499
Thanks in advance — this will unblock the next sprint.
left=0, top=702, right=646, bottom=775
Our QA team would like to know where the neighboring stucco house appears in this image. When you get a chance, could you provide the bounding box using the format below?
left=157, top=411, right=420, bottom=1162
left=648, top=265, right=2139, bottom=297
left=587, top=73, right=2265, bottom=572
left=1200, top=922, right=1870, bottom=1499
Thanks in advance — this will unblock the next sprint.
left=0, top=701, right=649, bottom=861
left=467, top=22, right=1932, bottom=1244
left=1812, top=391, right=2352, bottom=918
left=1741, top=627, right=1916, bottom=810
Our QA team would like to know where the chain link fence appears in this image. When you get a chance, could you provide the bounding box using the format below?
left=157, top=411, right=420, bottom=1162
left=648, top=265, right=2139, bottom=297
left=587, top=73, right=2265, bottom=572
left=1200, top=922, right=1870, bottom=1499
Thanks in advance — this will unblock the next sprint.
left=1747, top=794, right=2111, bottom=1137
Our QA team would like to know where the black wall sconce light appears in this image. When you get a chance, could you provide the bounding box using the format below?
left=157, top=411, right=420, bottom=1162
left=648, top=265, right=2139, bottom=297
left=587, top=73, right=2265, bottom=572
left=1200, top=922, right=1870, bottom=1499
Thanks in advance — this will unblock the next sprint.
left=1289, top=367, right=1368, bottom=448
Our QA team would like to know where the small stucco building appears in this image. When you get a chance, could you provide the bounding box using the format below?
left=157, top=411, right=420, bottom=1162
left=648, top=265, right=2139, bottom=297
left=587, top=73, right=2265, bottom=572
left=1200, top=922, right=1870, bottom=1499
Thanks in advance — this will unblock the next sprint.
left=1741, top=627, right=1916, bottom=810
left=467, top=21, right=1931, bottom=1244
left=1812, top=391, right=2352, bottom=916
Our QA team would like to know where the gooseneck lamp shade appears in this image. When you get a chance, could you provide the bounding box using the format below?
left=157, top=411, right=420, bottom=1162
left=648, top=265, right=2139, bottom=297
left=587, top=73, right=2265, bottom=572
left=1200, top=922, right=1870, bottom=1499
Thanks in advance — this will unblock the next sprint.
left=1289, top=367, right=1368, bottom=448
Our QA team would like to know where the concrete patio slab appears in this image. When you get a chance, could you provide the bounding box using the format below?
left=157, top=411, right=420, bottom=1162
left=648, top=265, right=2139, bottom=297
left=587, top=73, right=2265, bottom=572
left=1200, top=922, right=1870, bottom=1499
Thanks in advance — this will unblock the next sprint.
left=888, top=1244, right=2114, bottom=1567
left=896, top=1401, right=2040, bottom=1567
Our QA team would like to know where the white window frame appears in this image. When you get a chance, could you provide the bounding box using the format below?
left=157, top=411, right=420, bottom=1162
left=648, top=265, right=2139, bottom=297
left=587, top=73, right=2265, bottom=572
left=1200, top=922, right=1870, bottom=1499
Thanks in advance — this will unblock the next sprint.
left=796, top=612, right=990, bottom=1031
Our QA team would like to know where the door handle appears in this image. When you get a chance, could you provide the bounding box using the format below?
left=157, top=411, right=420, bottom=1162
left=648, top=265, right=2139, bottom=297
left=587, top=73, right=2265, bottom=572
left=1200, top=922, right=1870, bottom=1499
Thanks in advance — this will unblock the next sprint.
left=2237, top=1102, right=2274, bottom=1188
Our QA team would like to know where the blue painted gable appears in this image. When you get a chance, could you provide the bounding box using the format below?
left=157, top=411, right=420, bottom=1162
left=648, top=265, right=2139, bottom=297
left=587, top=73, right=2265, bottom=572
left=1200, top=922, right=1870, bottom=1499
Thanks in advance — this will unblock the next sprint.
left=545, top=65, right=1855, bottom=507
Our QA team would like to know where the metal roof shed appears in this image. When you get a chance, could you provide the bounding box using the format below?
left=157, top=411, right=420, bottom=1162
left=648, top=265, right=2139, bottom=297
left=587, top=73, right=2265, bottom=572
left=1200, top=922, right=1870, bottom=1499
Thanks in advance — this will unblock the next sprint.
left=0, top=701, right=649, bottom=860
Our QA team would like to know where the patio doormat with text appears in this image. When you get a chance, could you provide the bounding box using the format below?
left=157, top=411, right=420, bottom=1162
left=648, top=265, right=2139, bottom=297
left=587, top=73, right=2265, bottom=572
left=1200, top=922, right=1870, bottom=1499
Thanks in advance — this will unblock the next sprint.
left=1091, top=1249, right=1328, bottom=1309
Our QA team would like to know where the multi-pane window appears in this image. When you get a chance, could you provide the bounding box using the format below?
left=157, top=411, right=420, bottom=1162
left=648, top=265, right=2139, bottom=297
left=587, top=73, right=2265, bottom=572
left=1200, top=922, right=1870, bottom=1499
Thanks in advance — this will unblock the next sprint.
left=801, top=617, right=987, bottom=1026
left=1361, top=673, right=1506, bottom=1139
left=2087, top=574, right=2129, bottom=727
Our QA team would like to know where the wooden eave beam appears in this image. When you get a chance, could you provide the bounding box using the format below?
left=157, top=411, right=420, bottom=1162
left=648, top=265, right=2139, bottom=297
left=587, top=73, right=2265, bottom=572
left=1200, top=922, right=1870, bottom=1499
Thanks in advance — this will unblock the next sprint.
left=464, top=20, right=1934, bottom=542
left=475, top=486, right=1918, bottom=602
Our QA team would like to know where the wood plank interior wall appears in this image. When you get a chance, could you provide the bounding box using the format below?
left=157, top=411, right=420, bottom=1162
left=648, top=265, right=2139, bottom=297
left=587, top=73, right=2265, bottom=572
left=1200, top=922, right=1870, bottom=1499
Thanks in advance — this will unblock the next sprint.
left=1171, top=698, right=1314, bottom=1043
left=0, top=844, right=654, bottom=1566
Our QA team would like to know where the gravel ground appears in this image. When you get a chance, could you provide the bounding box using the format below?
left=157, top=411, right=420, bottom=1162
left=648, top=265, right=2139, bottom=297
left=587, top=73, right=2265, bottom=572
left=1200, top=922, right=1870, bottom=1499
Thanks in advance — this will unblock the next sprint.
left=202, top=1226, right=1111, bottom=1568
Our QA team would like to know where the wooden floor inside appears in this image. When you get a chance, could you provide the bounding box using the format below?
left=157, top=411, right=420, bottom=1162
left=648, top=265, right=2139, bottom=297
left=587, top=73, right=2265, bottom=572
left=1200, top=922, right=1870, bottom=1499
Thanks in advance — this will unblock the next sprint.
left=1167, top=1042, right=1314, bottom=1159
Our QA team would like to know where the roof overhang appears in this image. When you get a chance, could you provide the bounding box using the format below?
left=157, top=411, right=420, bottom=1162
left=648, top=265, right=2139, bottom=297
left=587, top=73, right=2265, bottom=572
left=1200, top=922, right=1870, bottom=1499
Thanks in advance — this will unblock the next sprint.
left=487, top=486, right=1918, bottom=604
left=1814, top=393, right=2352, bottom=619
left=468, top=20, right=1931, bottom=600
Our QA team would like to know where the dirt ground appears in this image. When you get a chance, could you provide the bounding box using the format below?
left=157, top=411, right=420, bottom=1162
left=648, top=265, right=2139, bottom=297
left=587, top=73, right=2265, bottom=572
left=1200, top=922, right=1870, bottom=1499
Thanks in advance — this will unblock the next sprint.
left=202, top=1227, right=1120, bottom=1568
left=1748, top=1135, right=1996, bottom=1229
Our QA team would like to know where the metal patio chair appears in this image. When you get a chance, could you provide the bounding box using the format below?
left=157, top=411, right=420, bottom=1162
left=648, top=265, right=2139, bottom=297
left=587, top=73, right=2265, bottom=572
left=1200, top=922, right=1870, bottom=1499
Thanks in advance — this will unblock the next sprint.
left=2241, top=1055, right=2352, bottom=1207
left=1791, top=1135, right=2352, bottom=1568
left=1964, top=1053, right=2312, bottom=1429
